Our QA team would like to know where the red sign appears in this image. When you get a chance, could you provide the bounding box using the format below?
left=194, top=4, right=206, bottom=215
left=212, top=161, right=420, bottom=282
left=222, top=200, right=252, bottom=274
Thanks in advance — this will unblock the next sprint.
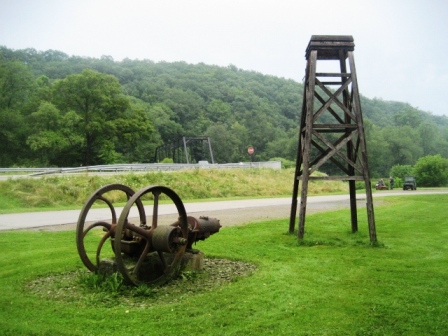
left=247, top=146, right=254, bottom=155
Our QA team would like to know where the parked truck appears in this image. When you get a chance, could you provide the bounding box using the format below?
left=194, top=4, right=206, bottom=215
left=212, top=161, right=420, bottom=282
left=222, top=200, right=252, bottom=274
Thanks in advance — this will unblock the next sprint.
left=403, top=176, right=417, bottom=190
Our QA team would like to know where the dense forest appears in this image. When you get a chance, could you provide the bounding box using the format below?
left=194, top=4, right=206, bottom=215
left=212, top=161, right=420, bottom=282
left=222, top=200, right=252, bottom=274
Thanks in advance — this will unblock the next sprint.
left=1, top=46, right=448, bottom=178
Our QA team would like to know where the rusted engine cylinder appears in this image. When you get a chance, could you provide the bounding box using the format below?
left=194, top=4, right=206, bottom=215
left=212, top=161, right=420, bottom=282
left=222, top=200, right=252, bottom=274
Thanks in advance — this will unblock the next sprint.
left=195, top=216, right=221, bottom=234
left=185, top=216, right=221, bottom=249
left=152, top=225, right=187, bottom=253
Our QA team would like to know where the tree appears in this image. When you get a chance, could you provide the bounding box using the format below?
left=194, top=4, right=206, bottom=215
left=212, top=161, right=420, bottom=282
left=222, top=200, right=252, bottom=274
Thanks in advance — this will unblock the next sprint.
left=393, top=106, right=422, bottom=128
left=418, top=121, right=441, bottom=156
left=365, top=123, right=390, bottom=177
left=111, top=101, right=154, bottom=163
left=0, top=60, right=35, bottom=166
left=52, top=69, right=132, bottom=165
left=27, top=102, right=70, bottom=165
left=0, top=60, right=34, bottom=110
left=206, top=99, right=232, bottom=124
left=229, top=121, right=250, bottom=162
left=0, top=108, right=28, bottom=166
left=146, top=102, right=184, bottom=145
left=381, top=126, right=423, bottom=167
left=265, top=129, right=297, bottom=161
left=205, top=123, right=239, bottom=163
left=413, top=155, right=448, bottom=187
left=22, top=75, right=53, bottom=116
left=390, top=164, right=413, bottom=180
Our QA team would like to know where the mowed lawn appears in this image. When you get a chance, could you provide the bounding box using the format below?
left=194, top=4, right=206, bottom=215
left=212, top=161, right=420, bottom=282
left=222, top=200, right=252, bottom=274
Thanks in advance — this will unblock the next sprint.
left=0, top=194, right=447, bottom=335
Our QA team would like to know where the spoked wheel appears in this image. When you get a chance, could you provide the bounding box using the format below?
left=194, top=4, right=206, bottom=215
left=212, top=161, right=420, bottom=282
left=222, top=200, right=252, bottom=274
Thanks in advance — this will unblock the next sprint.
left=76, top=184, right=146, bottom=272
left=114, top=185, right=188, bottom=286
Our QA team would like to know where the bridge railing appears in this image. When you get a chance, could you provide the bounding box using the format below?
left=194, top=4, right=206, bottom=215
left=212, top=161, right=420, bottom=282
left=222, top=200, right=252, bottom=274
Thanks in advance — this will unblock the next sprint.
left=0, top=161, right=281, bottom=177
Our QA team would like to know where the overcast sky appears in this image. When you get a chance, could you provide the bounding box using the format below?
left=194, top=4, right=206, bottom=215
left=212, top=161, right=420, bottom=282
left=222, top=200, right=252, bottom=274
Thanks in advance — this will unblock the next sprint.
left=1, top=0, right=447, bottom=116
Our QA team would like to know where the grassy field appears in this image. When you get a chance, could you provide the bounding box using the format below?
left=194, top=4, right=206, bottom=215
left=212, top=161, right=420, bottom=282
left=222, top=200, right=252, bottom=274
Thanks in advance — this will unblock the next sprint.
left=0, top=169, right=348, bottom=213
left=0, top=194, right=447, bottom=335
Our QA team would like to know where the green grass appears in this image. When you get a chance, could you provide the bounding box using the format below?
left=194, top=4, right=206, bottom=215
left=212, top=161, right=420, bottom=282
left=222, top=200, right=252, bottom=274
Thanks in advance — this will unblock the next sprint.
left=0, top=169, right=349, bottom=213
left=1, top=194, right=447, bottom=335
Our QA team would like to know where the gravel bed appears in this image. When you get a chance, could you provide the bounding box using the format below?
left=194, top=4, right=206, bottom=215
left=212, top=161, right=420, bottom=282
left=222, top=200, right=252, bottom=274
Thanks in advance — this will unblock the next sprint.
left=27, top=258, right=257, bottom=308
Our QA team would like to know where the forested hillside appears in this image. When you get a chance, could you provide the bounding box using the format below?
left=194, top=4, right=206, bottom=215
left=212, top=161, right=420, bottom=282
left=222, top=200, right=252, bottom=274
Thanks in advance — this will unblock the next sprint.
left=1, top=46, right=447, bottom=177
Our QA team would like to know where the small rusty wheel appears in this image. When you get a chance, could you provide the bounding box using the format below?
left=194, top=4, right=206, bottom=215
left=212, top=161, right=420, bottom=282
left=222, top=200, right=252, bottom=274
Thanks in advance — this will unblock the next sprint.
left=76, top=184, right=146, bottom=272
left=114, top=185, right=188, bottom=286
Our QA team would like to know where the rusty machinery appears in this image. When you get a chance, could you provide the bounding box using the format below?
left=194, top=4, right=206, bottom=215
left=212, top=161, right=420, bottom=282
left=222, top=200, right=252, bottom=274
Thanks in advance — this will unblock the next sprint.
left=76, top=184, right=221, bottom=286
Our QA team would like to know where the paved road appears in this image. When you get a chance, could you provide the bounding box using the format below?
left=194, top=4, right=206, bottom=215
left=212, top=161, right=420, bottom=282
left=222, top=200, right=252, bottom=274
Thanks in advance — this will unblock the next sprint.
left=1, top=190, right=447, bottom=231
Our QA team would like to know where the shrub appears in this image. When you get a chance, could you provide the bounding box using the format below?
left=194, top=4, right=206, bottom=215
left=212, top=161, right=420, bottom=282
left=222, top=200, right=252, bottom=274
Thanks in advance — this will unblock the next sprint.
left=413, top=155, right=448, bottom=187
left=390, top=164, right=413, bottom=180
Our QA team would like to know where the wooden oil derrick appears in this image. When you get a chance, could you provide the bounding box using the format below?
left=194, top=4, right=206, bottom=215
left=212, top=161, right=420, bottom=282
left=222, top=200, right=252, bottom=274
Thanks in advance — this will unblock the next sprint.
left=289, top=35, right=377, bottom=242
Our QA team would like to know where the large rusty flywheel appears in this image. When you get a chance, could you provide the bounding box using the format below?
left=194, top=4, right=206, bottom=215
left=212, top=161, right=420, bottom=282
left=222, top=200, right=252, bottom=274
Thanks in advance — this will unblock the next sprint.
left=114, top=185, right=188, bottom=286
left=76, top=184, right=146, bottom=273
left=76, top=184, right=190, bottom=286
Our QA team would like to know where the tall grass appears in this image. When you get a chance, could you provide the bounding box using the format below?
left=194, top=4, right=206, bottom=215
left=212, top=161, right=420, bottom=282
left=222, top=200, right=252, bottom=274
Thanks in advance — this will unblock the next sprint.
left=0, top=194, right=447, bottom=335
left=0, top=169, right=348, bottom=212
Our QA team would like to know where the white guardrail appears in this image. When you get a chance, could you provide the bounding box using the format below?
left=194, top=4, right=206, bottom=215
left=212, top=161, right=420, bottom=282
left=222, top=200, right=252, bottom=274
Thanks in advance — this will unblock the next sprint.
left=0, top=161, right=282, bottom=177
